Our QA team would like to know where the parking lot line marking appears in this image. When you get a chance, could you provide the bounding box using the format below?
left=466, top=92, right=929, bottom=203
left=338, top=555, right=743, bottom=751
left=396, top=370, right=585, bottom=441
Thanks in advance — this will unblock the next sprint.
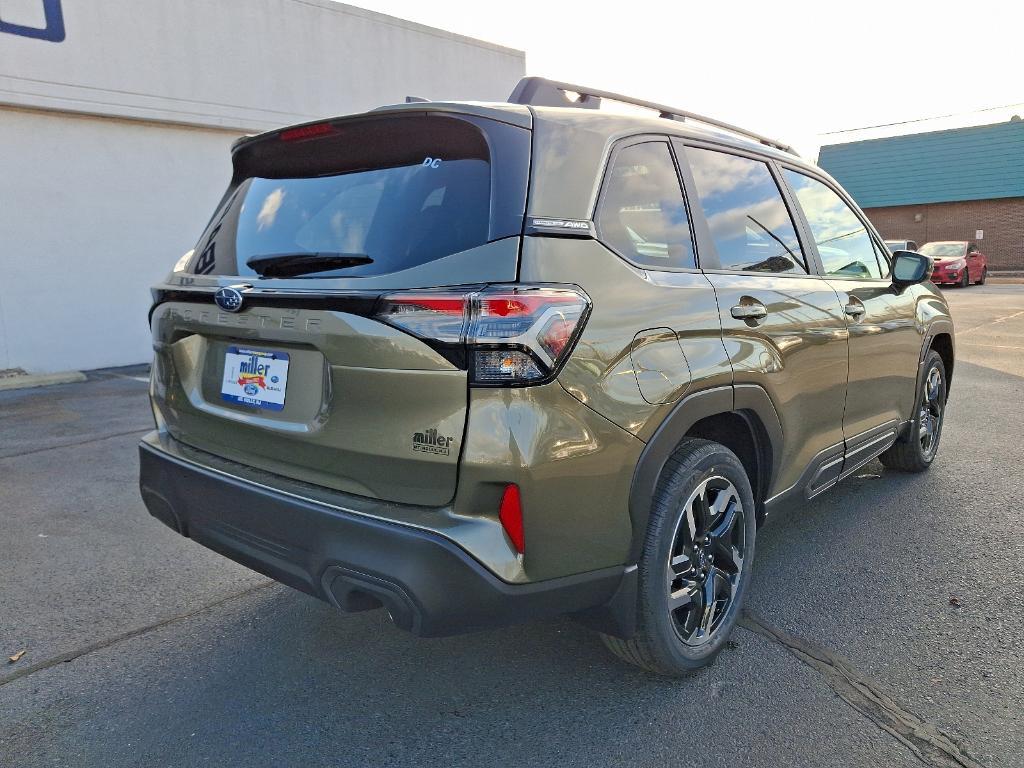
left=95, top=372, right=150, bottom=383
left=958, top=309, right=1024, bottom=335
left=0, top=580, right=276, bottom=688
left=957, top=342, right=1024, bottom=350
left=0, top=427, right=152, bottom=461
left=740, top=611, right=988, bottom=768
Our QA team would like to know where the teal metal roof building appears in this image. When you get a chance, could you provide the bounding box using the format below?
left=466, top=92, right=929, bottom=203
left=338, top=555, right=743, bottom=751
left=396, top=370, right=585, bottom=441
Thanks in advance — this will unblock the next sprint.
left=817, top=120, right=1024, bottom=208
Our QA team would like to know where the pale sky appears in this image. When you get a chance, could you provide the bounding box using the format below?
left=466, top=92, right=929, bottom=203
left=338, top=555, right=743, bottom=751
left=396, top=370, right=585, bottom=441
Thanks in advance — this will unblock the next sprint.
left=348, top=0, right=1023, bottom=158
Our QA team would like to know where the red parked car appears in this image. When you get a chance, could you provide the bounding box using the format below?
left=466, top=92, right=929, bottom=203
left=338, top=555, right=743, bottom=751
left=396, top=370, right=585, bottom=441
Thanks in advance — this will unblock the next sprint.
left=919, top=241, right=989, bottom=287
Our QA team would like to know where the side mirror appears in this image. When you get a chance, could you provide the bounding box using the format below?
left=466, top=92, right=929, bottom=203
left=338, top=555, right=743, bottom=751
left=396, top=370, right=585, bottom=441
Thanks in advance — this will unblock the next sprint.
left=891, top=250, right=930, bottom=289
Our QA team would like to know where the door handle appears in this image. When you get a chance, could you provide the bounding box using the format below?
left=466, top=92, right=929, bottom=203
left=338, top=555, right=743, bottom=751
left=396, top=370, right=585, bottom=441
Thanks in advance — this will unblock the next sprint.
left=844, top=303, right=866, bottom=318
left=731, top=303, right=767, bottom=320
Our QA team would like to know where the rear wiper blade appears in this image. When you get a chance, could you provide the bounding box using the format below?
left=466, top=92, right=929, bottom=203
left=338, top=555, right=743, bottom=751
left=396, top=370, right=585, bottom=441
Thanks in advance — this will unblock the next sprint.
left=246, top=252, right=373, bottom=278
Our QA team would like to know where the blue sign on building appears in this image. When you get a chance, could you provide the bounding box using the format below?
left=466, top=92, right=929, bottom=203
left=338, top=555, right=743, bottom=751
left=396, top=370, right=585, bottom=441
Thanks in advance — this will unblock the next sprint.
left=0, top=0, right=65, bottom=43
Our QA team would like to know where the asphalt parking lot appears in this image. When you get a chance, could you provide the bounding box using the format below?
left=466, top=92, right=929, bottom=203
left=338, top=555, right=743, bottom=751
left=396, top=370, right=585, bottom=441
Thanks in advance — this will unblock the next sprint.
left=1, top=284, right=1022, bottom=768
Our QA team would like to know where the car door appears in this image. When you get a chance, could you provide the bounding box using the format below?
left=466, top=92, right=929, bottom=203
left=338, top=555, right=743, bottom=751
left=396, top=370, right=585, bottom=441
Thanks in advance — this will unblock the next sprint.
left=675, top=141, right=850, bottom=501
left=966, top=243, right=984, bottom=281
left=779, top=167, right=923, bottom=469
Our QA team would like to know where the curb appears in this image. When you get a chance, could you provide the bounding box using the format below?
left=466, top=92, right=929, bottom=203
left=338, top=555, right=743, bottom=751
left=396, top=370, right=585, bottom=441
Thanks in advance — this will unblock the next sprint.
left=0, top=371, right=88, bottom=392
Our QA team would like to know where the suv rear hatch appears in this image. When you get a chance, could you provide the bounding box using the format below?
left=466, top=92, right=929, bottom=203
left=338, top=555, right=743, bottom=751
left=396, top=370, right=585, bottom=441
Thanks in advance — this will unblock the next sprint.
left=150, top=107, right=531, bottom=506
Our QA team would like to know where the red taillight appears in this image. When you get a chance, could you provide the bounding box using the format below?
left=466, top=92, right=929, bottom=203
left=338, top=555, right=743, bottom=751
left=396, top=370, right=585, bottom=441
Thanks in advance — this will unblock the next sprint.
left=537, top=313, right=575, bottom=360
left=374, top=284, right=590, bottom=385
left=279, top=122, right=338, bottom=142
left=499, top=484, right=525, bottom=554
left=478, top=294, right=577, bottom=317
left=395, top=296, right=466, bottom=314
left=374, top=291, right=469, bottom=343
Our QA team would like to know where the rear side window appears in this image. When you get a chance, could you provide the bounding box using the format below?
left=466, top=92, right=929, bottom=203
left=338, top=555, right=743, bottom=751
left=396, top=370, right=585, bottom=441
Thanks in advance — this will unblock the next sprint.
left=596, top=141, right=696, bottom=270
left=783, top=170, right=887, bottom=279
left=189, top=115, right=524, bottom=278
left=685, top=148, right=806, bottom=274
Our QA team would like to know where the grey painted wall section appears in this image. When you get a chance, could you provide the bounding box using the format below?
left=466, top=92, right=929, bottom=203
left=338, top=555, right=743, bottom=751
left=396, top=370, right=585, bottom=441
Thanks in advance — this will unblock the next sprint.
left=0, top=109, right=240, bottom=374
left=0, top=0, right=524, bottom=131
left=0, top=0, right=524, bottom=373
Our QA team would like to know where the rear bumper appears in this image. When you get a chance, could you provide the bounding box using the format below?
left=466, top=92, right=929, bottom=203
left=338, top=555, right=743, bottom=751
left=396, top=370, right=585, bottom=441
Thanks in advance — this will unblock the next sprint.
left=138, top=432, right=625, bottom=637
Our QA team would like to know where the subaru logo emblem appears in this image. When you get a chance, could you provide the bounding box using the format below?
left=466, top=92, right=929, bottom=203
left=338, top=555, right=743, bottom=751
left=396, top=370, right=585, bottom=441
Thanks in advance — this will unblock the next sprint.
left=214, top=287, right=244, bottom=313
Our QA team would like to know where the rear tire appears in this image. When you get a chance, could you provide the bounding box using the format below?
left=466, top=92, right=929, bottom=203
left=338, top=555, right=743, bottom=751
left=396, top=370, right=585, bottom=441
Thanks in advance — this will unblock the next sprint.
left=880, top=350, right=947, bottom=472
left=601, top=439, right=756, bottom=676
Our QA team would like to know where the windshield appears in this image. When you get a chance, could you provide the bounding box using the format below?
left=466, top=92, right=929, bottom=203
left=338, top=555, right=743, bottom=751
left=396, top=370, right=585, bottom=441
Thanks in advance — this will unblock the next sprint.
left=919, top=242, right=966, bottom=258
left=188, top=115, right=513, bottom=278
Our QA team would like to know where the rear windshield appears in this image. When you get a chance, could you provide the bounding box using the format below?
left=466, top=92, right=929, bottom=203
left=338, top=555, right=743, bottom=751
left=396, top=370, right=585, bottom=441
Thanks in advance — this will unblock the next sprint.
left=189, top=114, right=525, bottom=278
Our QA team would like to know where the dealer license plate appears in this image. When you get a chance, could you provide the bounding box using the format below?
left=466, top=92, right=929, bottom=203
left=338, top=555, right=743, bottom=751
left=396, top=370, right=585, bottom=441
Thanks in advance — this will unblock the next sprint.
left=220, top=347, right=289, bottom=411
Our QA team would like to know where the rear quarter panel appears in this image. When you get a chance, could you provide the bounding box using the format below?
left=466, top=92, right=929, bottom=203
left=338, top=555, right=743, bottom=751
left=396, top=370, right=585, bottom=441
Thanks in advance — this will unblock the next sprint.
left=518, top=237, right=733, bottom=440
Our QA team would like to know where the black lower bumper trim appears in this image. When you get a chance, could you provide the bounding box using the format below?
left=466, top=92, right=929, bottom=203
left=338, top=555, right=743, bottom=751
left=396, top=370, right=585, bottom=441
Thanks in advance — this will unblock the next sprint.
left=138, top=434, right=625, bottom=637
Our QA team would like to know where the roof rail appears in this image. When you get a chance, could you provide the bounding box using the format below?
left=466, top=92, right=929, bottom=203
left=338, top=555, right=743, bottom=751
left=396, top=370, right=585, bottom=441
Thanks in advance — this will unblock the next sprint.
left=508, top=76, right=796, bottom=155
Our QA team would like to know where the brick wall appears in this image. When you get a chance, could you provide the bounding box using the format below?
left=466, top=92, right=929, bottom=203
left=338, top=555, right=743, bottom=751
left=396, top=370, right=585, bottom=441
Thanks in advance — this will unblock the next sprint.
left=864, top=197, right=1024, bottom=271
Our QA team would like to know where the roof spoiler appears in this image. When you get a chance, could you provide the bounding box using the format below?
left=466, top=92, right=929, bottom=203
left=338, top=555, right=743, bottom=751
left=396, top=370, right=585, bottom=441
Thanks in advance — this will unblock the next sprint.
left=508, top=76, right=796, bottom=155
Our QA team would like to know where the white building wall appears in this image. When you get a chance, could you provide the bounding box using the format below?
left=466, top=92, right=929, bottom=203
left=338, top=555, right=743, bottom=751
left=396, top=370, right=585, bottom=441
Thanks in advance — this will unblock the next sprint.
left=0, top=109, right=238, bottom=372
left=0, top=0, right=525, bottom=372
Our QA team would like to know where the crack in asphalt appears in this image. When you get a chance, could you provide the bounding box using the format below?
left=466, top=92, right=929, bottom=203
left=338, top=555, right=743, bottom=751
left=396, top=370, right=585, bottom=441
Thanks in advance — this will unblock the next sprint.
left=740, top=610, right=988, bottom=768
left=0, top=580, right=276, bottom=688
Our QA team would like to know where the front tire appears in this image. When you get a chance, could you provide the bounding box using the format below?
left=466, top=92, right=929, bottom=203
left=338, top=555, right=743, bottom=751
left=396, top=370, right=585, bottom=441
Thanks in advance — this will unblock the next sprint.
left=601, top=439, right=756, bottom=676
left=880, top=350, right=947, bottom=472
left=958, top=269, right=970, bottom=288
left=976, top=267, right=987, bottom=285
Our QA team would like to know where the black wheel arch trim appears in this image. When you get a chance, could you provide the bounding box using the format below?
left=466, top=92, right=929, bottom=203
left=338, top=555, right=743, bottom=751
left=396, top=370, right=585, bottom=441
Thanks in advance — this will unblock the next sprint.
left=734, top=384, right=784, bottom=510
left=896, top=332, right=952, bottom=445
left=626, top=384, right=783, bottom=563
left=922, top=320, right=955, bottom=394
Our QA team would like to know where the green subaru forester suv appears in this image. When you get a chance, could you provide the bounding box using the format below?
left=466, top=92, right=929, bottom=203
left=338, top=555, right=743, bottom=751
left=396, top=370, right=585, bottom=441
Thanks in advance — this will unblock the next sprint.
left=140, top=78, right=954, bottom=675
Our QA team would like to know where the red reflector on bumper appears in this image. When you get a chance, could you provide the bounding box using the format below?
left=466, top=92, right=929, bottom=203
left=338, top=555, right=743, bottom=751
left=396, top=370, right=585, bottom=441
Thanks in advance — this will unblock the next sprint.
left=499, top=484, right=525, bottom=554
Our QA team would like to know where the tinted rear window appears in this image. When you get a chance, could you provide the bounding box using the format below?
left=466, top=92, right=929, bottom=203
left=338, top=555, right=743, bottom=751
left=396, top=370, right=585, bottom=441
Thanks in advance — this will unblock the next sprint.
left=596, top=141, right=696, bottom=270
left=685, top=148, right=806, bottom=274
left=189, top=115, right=525, bottom=278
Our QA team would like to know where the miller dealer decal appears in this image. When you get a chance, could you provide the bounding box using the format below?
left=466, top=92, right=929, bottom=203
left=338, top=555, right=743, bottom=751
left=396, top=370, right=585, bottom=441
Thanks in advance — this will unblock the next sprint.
left=413, top=428, right=454, bottom=456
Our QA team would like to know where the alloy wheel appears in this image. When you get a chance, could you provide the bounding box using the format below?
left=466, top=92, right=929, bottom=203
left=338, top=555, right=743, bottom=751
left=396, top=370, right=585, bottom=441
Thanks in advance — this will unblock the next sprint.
left=919, top=365, right=944, bottom=460
left=665, top=477, right=747, bottom=647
